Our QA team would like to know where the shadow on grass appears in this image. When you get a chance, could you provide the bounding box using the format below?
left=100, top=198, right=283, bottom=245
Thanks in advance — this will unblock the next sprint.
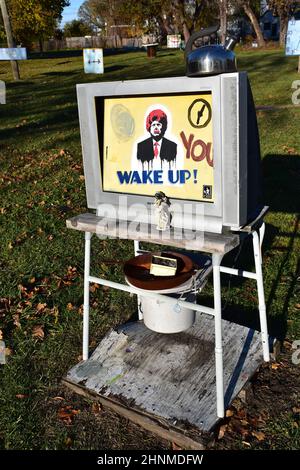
left=28, top=50, right=83, bottom=60
left=199, top=154, right=300, bottom=341
left=43, top=71, right=79, bottom=77
left=104, top=65, right=127, bottom=73
left=27, top=48, right=143, bottom=61
left=263, top=154, right=300, bottom=214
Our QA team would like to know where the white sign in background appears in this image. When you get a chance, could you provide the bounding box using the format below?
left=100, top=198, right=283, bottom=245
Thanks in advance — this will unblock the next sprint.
left=286, top=19, right=300, bottom=56
left=0, top=47, right=27, bottom=60
left=167, top=35, right=181, bottom=49
left=83, top=48, right=104, bottom=74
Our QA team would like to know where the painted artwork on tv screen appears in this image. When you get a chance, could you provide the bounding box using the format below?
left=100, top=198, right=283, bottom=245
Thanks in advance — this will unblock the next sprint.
left=102, top=92, right=214, bottom=202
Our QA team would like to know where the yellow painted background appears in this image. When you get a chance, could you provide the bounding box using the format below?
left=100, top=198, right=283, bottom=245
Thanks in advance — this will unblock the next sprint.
left=102, top=93, right=214, bottom=201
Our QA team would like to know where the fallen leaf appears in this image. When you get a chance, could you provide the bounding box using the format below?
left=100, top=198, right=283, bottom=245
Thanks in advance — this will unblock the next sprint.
left=13, top=314, right=21, bottom=328
left=226, top=409, right=234, bottom=417
left=271, top=363, right=280, bottom=370
left=79, top=175, right=85, bottom=181
left=0, top=330, right=3, bottom=340
left=66, top=303, right=74, bottom=311
left=172, top=442, right=182, bottom=450
left=32, top=325, right=44, bottom=340
left=36, top=303, right=47, bottom=313
left=5, top=347, right=12, bottom=356
left=240, top=419, right=249, bottom=426
left=242, top=441, right=251, bottom=447
left=218, top=424, right=228, bottom=440
left=15, top=394, right=28, bottom=399
left=89, top=283, right=99, bottom=293
left=59, top=149, right=66, bottom=156
left=295, top=304, right=300, bottom=309
left=251, top=431, right=265, bottom=441
left=91, top=402, right=102, bottom=414
left=58, top=406, right=80, bottom=425
left=231, top=419, right=249, bottom=437
left=47, top=235, right=54, bottom=241
left=292, top=407, right=300, bottom=414
left=65, top=437, right=72, bottom=446
left=52, top=396, right=65, bottom=401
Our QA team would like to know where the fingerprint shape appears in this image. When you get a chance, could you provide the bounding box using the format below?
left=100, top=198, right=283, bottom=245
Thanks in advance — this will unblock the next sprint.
left=110, top=104, right=135, bottom=142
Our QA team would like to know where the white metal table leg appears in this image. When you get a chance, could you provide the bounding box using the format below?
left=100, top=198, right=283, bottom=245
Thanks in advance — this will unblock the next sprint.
left=83, top=231, right=92, bottom=361
left=134, top=240, right=143, bottom=320
left=253, top=229, right=270, bottom=362
left=212, top=253, right=224, bottom=418
left=259, top=222, right=265, bottom=251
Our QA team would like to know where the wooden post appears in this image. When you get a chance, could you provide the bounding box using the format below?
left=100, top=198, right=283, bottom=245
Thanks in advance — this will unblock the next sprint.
left=0, top=0, right=20, bottom=80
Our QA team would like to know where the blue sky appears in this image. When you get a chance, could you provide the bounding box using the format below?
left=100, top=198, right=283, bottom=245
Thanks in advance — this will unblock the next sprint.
left=61, top=0, right=84, bottom=26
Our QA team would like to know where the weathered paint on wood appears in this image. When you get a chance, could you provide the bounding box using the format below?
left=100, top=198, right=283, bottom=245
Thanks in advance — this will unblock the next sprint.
left=62, top=379, right=207, bottom=450
left=66, top=213, right=240, bottom=254
left=66, top=314, right=264, bottom=433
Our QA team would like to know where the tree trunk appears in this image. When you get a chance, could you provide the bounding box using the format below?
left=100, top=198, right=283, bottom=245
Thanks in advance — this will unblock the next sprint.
left=279, top=16, right=288, bottom=47
left=171, top=0, right=191, bottom=44
left=219, top=0, right=227, bottom=44
left=0, top=0, right=20, bottom=80
left=38, top=37, right=44, bottom=52
left=243, top=4, right=266, bottom=47
left=182, top=21, right=190, bottom=44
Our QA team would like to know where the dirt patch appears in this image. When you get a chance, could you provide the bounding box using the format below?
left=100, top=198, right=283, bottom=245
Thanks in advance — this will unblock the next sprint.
left=214, top=342, right=300, bottom=450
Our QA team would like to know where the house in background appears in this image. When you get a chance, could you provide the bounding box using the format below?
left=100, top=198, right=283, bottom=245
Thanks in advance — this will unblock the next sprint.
left=260, top=9, right=280, bottom=41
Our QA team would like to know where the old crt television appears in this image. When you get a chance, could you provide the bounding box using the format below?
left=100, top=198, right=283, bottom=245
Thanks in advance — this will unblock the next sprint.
left=76, top=73, right=262, bottom=234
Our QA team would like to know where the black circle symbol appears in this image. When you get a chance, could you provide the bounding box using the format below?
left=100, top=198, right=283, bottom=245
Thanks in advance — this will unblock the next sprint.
left=188, top=99, right=212, bottom=129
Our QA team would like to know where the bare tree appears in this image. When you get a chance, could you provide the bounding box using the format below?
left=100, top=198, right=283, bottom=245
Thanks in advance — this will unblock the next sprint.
left=235, top=0, right=266, bottom=46
left=219, top=0, right=227, bottom=44
left=170, top=0, right=219, bottom=43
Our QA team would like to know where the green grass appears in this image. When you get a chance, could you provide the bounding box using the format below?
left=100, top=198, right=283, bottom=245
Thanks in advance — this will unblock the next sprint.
left=0, top=48, right=299, bottom=450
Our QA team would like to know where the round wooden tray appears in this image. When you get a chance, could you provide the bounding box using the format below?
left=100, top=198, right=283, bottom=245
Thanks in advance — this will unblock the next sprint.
left=124, top=252, right=195, bottom=290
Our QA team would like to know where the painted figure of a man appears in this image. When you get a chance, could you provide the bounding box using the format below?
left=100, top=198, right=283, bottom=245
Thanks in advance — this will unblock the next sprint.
left=137, top=109, right=177, bottom=169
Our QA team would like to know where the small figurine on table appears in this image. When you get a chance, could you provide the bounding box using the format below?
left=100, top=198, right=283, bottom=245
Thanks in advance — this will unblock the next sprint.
left=154, top=191, right=171, bottom=231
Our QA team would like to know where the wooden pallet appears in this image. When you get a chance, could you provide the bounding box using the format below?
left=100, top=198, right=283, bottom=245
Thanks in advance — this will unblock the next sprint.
left=64, top=314, right=264, bottom=449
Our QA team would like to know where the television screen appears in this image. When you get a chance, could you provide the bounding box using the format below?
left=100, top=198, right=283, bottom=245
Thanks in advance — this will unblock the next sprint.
left=100, top=92, right=214, bottom=202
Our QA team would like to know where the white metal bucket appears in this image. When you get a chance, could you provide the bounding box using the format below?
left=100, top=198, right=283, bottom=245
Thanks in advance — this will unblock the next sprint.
left=126, top=277, right=196, bottom=334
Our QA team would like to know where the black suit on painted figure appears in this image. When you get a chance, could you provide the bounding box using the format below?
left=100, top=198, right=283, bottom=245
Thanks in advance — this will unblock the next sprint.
left=137, top=109, right=177, bottom=169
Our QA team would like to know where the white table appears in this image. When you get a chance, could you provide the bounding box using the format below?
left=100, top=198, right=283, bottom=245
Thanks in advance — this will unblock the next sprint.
left=66, top=207, right=270, bottom=419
